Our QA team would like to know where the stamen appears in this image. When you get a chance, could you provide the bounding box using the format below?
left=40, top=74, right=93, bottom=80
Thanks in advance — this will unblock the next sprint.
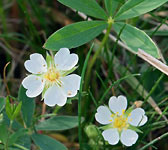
left=44, top=67, right=60, bottom=83
left=68, top=91, right=72, bottom=96
left=111, top=114, right=114, bottom=117
left=112, top=111, right=129, bottom=131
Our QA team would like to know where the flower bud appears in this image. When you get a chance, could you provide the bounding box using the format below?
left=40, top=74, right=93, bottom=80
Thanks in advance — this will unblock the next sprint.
left=85, top=125, right=99, bottom=138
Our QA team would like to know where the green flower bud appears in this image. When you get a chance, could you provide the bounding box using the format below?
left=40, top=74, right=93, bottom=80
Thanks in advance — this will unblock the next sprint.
left=85, top=125, right=99, bottom=138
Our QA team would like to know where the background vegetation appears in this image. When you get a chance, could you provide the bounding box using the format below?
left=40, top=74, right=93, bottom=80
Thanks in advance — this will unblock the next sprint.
left=0, top=0, right=168, bottom=149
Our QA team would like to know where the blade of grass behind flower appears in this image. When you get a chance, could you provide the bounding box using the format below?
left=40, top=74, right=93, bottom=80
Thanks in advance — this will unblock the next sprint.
left=16, top=0, right=41, bottom=43
left=112, top=56, right=168, bottom=122
left=78, top=44, right=94, bottom=149
left=139, top=132, right=168, bottom=150
left=0, top=1, right=7, bottom=33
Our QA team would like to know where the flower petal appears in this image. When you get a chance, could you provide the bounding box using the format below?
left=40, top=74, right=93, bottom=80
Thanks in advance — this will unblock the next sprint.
left=22, top=75, right=45, bottom=98
left=54, top=48, right=78, bottom=70
left=128, top=108, right=147, bottom=126
left=139, top=115, right=148, bottom=126
left=95, top=106, right=112, bottom=125
left=61, top=74, right=81, bottom=97
left=102, top=129, right=119, bottom=145
left=109, top=95, right=127, bottom=115
left=44, top=85, right=67, bottom=107
left=120, top=129, right=138, bottom=146
left=24, top=53, right=47, bottom=74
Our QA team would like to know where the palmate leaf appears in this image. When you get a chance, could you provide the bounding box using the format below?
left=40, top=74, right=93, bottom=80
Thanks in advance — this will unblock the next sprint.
left=43, top=21, right=108, bottom=51
left=115, top=0, right=168, bottom=21
left=32, top=134, right=67, bottom=150
left=104, top=0, right=124, bottom=17
left=113, top=22, right=160, bottom=58
left=58, top=0, right=107, bottom=20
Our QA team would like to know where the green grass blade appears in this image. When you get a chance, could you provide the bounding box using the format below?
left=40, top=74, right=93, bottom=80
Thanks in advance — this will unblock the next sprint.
left=78, top=44, right=94, bottom=148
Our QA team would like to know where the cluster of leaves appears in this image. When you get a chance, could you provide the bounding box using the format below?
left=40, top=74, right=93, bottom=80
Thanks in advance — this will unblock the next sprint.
left=0, top=86, right=81, bottom=149
left=45, top=0, right=168, bottom=58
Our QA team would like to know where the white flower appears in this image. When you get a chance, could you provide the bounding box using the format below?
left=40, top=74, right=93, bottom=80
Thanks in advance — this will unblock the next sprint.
left=95, top=95, right=148, bottom=147
left=22, top=48, right=81, bottom=107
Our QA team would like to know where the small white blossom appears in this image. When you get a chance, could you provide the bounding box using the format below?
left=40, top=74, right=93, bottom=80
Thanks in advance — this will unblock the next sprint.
left=22, top=48, right=81, bottom=107
left=95, top=95, right=147, bottom=147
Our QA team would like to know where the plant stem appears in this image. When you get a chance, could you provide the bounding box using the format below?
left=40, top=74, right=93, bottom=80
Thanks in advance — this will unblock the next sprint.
left=78, top=45, right=93, bottom=149
left=3, top=62, right=11, bottom=98
left=143, top=73, right=164, bottom=104
left=41, top=103, right=46, bottom=121
left=53, top=105, right=61, bottom=114
left=84, top=20, right=113, bottom=89
left=5, top=120, right=13, bottom=150
left=139, top=132, right=168, bottom=150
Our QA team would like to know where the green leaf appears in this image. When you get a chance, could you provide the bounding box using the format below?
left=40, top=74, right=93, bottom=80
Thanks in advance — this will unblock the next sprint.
left=5, top=97, right=22, bottom=120
left=113, top=22, right=159, bottom=58
left=8, top=128, right=27, bottom=146
left=5, top=96, right=13, bottom=120
left=0, top=122, right=8, bottom=144
left=18, top=86, right=35, bottom=128
left=104, top=0, right=123, bottom=16
left=32, top=134, right=67, bottom=150
left=0, top=144, right=4, bottom=149
left=12, top=102, right=22, bottom=121
left=44, top=21, right=108, bottom=51
left=15, top=135, right=31, bottom=150
left=58, top=0, right=107, bottom=20
left=0, top=97, right=5, bottom=113
left=115, top=0, right=168, bottom=21
left=2, top=111, right=23, bottom=131
left=36, top=116, right=83, bottom=131
left=129, top=126, right=143, bottom=133
left=62, top=66, right=78, bottom=77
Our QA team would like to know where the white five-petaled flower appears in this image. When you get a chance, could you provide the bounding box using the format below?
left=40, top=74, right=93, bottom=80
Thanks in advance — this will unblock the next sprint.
left=22, top=48, right=81, bottom=107
left=95, top=95, right=148, bottom=147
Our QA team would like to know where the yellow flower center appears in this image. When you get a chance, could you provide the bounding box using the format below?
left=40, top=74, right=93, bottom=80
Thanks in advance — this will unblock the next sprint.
left=44, top=68, right=60, bottom=82
left=113, top=115, right=128, bottom=131
left=110, top=110, right=129, bottom=131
